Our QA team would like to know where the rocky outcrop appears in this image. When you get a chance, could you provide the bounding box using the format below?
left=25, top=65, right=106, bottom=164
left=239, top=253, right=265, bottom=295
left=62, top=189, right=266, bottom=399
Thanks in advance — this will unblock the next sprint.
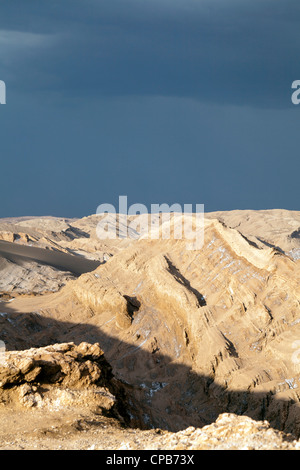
left=71, top=275, right=136, bottom=330
left=0, top=342, right=126, bottom=420
left=115, top=413, right=300, bottom=450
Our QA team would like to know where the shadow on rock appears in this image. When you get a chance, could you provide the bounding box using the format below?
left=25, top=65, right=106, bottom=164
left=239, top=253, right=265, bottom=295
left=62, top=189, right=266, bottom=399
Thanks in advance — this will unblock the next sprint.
left=0, top=304, right=300, bottom=438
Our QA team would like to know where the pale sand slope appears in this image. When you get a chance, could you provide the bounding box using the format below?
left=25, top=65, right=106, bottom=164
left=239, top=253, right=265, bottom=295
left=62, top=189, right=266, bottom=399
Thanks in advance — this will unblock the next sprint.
left=0, top=240, right=100, bottom=275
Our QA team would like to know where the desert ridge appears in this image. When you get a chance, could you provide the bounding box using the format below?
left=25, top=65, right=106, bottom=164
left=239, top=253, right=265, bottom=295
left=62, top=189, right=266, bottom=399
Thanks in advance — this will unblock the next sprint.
left=0, top=209, right=300, bottom=449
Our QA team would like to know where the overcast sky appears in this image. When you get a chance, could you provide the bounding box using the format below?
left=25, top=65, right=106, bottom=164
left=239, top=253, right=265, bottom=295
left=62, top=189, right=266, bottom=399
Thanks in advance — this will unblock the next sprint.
left=0, top=0, right=300, bottom=217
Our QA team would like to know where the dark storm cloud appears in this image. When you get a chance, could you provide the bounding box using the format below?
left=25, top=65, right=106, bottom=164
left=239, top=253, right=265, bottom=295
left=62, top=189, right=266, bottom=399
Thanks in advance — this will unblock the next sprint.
left=1, top=0, right=300, bottom=107
left=0, top=1, right=299, bottom=218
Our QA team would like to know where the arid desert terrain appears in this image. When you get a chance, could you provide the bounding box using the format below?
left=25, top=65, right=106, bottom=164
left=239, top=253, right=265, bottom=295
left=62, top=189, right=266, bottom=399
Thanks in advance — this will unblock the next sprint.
left=0, top=209, right=300, bottom=450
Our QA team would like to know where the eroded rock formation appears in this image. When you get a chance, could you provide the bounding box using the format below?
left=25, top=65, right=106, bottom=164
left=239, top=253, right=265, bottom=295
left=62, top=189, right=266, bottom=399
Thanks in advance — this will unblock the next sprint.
left=0, top=210, right=300, bottom=449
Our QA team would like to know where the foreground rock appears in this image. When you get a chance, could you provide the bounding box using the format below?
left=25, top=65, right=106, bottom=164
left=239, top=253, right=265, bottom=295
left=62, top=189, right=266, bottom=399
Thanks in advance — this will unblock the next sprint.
left=121, top=413, right=300, bottom=450
left=0, top=342, right=125, bottom=419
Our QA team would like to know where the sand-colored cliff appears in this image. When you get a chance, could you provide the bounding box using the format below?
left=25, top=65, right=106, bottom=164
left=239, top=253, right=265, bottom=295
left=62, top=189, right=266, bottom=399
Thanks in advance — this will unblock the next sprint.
left=0, top=209, right=300, bottom=449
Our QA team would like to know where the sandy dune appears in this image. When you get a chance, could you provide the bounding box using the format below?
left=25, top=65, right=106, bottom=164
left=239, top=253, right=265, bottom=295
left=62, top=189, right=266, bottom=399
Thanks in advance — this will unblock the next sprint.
left=0, top=240, right=100, bottom=276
